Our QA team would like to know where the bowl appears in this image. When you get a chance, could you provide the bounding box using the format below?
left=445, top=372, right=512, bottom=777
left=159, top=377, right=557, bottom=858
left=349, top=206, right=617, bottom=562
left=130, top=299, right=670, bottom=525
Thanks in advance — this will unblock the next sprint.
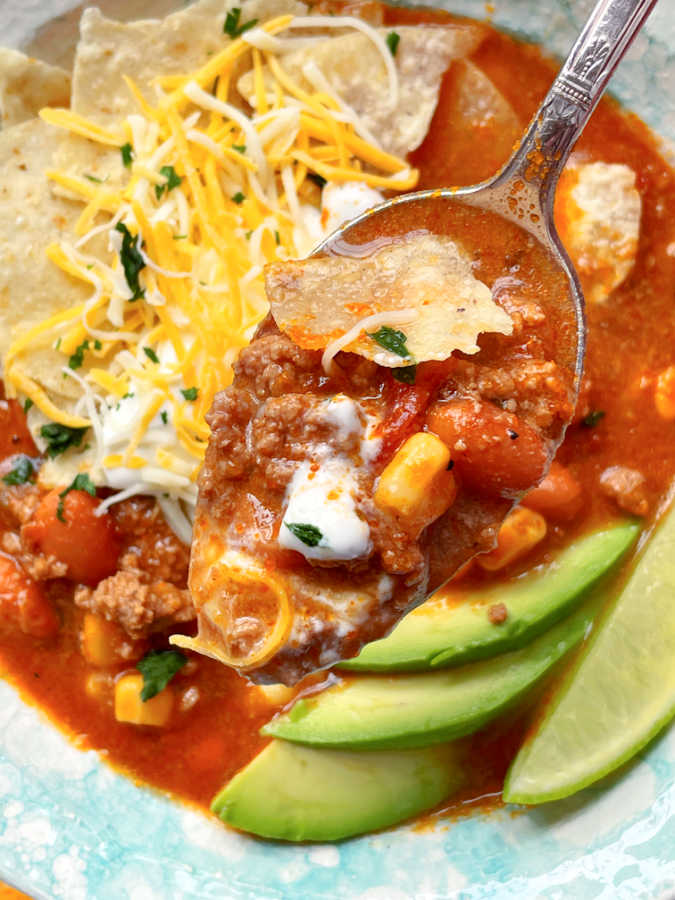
left=1, top=1, right=674, bottom=897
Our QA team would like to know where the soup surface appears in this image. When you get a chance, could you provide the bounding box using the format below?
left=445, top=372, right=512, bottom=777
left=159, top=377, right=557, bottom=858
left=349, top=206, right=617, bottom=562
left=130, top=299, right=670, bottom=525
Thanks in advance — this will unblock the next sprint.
left=0, top=0, right=674, bottom=820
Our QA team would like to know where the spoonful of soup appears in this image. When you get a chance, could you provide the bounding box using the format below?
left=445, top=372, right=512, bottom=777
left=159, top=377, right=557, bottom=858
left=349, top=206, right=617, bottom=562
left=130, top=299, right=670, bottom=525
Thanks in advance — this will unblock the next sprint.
left=175, top=0, right=657, bottom=684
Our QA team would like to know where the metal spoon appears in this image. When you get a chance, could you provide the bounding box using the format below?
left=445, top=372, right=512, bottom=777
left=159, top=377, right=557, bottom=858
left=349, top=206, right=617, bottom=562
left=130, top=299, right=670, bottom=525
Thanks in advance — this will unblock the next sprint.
left=312, top=0, right=657, bottom=593
left=317, top=0, right=658, bottom=394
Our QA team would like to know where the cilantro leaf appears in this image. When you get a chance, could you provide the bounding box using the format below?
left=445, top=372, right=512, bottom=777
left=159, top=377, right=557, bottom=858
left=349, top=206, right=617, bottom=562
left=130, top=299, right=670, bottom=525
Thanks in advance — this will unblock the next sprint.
left=68, top=339, right=90, bottom=370
left=155, top=165, right=182, bottom=200
left=307, top=173, right=327, bottom=189
left=115, top=222, right=145, bottom=301
left=40, top=423, right=88, bottom=458
left=181, top=386, right=199, bottom=401
left=367, top=326, right=411, bottom=358
left=2, top=456, right=35, bottom=486
left=83, top=173, right=105, bottom=184
left=23, top=398, right=34, bottom=414
left=582, top=410, right=606, bottom=428
left=285, top=522, right=323, bottom=547
left=232, top=144, right=246, bottom=154
left=120, top=142, right=134, bottom=168
left=137, top=649, right=187, bottom=701
left=143, top=346, right=160, bottom=364
left=57, top=472, right=97, bottom=523
left=160, top=410, right=168, bottom=425
left=392, top=364, right=417, bottom=384
left=386, top=31, right=400, bottom=55
left=224, top=7, right=258, bottom=38
left=231, top=191, right=245, bottom=205
left=274, top=230, right=280, bottom=246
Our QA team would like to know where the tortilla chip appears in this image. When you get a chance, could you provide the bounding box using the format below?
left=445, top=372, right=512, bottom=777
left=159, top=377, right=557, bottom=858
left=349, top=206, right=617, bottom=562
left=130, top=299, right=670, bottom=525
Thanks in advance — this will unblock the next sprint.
left=238, top=24, right=481, bottom=157
left=0, top=49, right=71, bottom=129
left=555, top=161, right=641, bottom=304
left=265, top=233, right=513, bottom=366
left=72, top=0, right=308, bottom=124
left=0, top=119, right=119, bottom=400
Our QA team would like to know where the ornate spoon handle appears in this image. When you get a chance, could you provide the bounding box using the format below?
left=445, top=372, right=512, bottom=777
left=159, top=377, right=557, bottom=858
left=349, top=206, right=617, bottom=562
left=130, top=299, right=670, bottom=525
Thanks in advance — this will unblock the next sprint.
left=503, top=0, right=658, bottom=204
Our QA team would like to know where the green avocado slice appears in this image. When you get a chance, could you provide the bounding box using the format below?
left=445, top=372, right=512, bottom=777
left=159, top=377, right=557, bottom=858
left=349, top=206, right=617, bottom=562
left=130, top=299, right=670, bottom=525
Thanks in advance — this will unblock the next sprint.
left=343, top=520, right=640, bottom=673
left=263, top=593, right=605, bottom=750
left=211, top=740, right=463, bottom=841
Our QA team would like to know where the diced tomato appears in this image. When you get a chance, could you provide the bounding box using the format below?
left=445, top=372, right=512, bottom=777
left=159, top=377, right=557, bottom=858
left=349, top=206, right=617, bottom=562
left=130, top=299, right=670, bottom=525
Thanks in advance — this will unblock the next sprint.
left=22, top=489, right=121, bottom=584
left=426, top=398, right=548, bottom=496
left=0, top=553, right=59, bottom=639
left=0, top=399, right=37, bottom=461
left=376, top=363, right=452, bottom=463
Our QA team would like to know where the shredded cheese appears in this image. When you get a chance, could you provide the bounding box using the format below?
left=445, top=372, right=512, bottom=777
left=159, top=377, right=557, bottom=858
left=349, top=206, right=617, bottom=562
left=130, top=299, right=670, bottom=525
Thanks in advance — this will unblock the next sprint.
left=5, top=11, right=419, bottom=539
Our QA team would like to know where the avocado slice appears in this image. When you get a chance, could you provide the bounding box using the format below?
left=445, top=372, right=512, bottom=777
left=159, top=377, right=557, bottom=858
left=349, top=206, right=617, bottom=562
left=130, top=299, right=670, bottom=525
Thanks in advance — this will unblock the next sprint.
left=263, top=593, right=604, bottom=750
left=343, top=520, right=640, bottom=673
left=212, top=740, right=463, bottom=841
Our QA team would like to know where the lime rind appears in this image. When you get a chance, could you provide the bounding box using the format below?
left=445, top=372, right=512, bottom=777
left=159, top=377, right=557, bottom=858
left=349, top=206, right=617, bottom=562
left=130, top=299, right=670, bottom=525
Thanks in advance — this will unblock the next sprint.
left=504, top=502, right=675, bottom=805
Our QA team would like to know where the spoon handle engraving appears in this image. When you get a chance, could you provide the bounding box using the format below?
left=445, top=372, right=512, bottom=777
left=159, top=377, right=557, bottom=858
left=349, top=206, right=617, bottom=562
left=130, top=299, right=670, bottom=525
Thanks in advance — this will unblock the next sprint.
left=503, top=0, right=658, bottom=203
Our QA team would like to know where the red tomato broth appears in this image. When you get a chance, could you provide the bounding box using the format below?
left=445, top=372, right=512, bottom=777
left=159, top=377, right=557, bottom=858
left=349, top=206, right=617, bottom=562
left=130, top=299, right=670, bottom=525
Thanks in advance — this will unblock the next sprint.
left=0, top=4, right=674, bottom=822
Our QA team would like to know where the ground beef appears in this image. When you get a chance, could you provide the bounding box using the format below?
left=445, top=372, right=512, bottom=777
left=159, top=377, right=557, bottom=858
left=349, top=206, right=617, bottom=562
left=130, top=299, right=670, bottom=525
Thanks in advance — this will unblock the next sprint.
left=68, top=496, right=196, bottom=637
left=445, top=359, right=574, bottom=430
left=234, top=333, right=324, bottom=399
left=599, top=465, right=649, bottom=516
left=111, top=497, right=190, bottom=583
left=74, top=573, right=194, bottom=638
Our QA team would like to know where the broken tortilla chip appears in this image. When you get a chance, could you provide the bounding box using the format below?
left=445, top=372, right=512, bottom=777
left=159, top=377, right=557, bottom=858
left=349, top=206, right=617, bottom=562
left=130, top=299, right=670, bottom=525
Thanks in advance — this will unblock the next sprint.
left=72, top=0, right=308, bottom=124
left=265, top=233, right=513, bottom=369
left=0, top=49, right=71, bottom=129
left=0, top=119, right=113, bottom=402
left=238, top=24, right=481, bottom=157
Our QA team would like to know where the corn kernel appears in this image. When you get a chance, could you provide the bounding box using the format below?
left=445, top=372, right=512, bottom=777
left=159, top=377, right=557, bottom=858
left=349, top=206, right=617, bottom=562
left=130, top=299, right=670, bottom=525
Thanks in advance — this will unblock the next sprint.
left=655, top=366, right=675, bottom=420
left=477, top=506, right=547, bottom=572
left=114, top=672, right=174, bottom=727
left=257, top=683, right=295, bottom=706
left=375, top=432, right=452, bottom=519
left=81, top=613, right=127, bottom=667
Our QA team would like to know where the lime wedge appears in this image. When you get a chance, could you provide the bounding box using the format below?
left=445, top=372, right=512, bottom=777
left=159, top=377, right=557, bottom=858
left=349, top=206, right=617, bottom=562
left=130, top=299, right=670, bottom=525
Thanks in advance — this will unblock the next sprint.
left=504, top=501, right=675, bottom=805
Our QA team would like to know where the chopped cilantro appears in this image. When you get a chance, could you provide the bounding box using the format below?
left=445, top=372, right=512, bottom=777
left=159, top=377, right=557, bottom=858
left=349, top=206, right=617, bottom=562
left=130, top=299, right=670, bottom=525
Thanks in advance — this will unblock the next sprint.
left=143, top=346, right=160, bottom=364
left=115, top=222, right=145, bottom=300
left=173, top=234, right=187, bottom=240
left=245, top=229, right=253, bottom=240
left=181, top=386, right=199, bottom=401
left=120, top=142, right=134, bottom=168
left=160, top=410, right=168, bottom=425
left=386, top=31, right=400, bottom=55
left=94, top=339, right=102, bottom=350
left=367, top=326, right=411, bottom=358
left=582, top=410, right=606, bottom=428
left=392, top=364, right=417, bottom=384
left=2, top=456, right=35, bottom=486
left=285, top=522, right=323, bottom=547
left=231, top=191, right=246, bottom=205
left=57, top=472, right=97, bottom=523
left=307, top=173, right=327, bottom=189
left=232, top=144, right=246, bottom=154
left=155, top=165, right=182, bottom=200
left=224, top=7, right=258, bottom=37
left=137, top=649, right=187, bottom=701
left=83, top=173, right=105, bottom=184
left=68, top=338, right=89, bottom=370
left=40, top=423, right=88, bottom=458
left=54, top=337, right=62, bottom=350
left=274, top=230, right=280, bottom=246
left=23, top=398, right=34, bottom=414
